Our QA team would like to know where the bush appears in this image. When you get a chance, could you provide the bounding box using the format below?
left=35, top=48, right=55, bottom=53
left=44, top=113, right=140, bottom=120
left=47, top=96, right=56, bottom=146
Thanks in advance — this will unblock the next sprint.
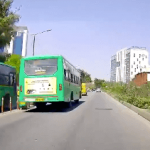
left=102, top=82, right=150, bottom=109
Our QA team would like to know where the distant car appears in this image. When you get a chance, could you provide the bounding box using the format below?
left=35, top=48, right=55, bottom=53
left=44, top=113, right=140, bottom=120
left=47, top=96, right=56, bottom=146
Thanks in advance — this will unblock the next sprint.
left=96, top=88, right=101, bottom=92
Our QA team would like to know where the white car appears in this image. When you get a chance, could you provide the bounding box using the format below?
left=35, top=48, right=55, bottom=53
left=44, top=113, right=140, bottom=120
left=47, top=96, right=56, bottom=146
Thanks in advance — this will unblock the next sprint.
left=96, top=88, right=101, bottom=92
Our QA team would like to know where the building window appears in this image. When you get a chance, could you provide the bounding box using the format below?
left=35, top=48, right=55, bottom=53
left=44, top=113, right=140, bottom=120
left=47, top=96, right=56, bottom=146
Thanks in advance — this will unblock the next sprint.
left=139, top=61, right=141, bottom=64
left=137, top=58, right=138, bottom=61
left=131, top=72, right=133, bottom=75
left=146, top=55, right=147, bottom=58
left=144, top=65, right=146, bottom=68
left=139, top=54, right=141, bottom=58
left=133, top=61, right=135, bottom=65
left=140, top=68, right=142, bottom=72
left=16, top=32, right=22, bottom=36
left=135, top=68, right=136, bottom=72
left=137, top=66, right=138, bottom=69
left=134, top=53, right=135, bottom=57
left=131, top=65, right=133, bottom=68
left=142, top=58, right=144, bottom=61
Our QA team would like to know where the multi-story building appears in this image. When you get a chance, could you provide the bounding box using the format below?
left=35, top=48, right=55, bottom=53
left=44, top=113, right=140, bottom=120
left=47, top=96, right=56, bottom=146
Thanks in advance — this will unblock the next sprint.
left=1, top=26, right=28, bottom=57
left=110, top=46, right=149, bottom=83
left=110, top=55, right=118, bottom=82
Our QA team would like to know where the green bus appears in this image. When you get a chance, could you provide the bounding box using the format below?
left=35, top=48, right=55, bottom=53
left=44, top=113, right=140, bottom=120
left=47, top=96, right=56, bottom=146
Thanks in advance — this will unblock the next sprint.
left=19, top=55, right=82, bottom=109
left=0, top=63, right=17, bottom=111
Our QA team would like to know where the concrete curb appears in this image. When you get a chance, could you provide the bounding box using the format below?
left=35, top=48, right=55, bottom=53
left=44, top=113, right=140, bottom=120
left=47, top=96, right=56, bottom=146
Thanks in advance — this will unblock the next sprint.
left=0, top=109, right=24, bottom=118
left=121, top=101, right=150, bottom=121
left=104, top=91, right=150, bottom=122
left=0, top=106, right=36, bottom=118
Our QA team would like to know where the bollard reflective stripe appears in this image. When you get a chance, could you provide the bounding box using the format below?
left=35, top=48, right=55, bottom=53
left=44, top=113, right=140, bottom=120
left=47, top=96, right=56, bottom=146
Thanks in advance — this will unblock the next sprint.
left=10, top=97, right=12, bottom=111
left=17, top=100, right=18, bottom=109
left=1, top=97, right=4, bottom=113
left=17, top=99, right=19, bottom=110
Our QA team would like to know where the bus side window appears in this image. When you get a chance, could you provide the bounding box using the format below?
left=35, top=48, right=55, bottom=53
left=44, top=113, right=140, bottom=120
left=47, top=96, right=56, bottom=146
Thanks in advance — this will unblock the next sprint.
left=75, top=76, right=77, bottom=84
left=68, top=71, right=71, bottom=82
left=79, top=77, right=81, bottom=85
left=14, top=74, right=16, bottom=84
left=73, top=75, right=75, bottom=83
left=10, top=73, right=14, bottom=86
left=71, top=74, right=73, bottom=83
left=72, top=75, right=74, bottom=83
left=64, top=69, right=66, bottom=79
left=76, top=77, right=78, bottom=84
left=74, top=76, right=76, bottom=84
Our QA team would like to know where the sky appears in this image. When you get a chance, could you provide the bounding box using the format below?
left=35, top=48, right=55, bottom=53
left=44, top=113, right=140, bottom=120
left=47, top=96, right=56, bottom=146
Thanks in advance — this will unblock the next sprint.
left=12, top=0, right=150, bottom=80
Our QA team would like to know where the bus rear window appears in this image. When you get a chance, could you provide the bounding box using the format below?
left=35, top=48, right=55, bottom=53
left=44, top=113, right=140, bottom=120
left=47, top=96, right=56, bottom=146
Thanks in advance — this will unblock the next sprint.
left=24, top=59, right=58, bottom=76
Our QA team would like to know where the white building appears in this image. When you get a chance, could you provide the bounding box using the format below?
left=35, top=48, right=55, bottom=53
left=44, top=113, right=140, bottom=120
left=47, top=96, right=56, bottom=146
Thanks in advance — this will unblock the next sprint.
left=116, top=48, right=127, bottom=83
left=3, top=26, right=28, bottom=57
left=110, top=46, right=149, bottom=83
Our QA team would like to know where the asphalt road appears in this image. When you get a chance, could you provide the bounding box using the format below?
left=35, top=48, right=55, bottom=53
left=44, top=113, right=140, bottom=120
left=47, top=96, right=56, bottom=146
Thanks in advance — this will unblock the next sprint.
left=1, top=92, right=150, bottom=150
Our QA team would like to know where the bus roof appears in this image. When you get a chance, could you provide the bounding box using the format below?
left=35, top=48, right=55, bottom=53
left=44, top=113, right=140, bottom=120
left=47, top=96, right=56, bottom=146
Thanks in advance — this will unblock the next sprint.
left=22, top=55, right=63, bottom=60
left=0, top=62, right=16, bottom=69
left=22, top=55, right=80, bottom=75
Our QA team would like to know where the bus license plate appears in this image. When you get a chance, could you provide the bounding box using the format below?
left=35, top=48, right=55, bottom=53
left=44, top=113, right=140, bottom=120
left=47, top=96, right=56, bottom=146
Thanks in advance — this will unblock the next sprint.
left=36, top=98, right=44, bottom=101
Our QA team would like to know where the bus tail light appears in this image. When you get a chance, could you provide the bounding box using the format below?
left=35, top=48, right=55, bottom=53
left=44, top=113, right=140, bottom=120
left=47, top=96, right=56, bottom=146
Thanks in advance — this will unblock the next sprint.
left=20, top=86, right=22, bottom=92
left=59, top=84, right=62, bottom=91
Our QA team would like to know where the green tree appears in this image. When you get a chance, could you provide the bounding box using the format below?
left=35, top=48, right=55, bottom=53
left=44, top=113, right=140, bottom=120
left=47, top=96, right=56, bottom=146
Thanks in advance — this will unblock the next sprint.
left=0, top=53, right=11, bottom=62
left=94, top=78, right=105, bottom=88
left=0, top=54, right=6, bottom=62
left=78, top=69, right=92, bottom=83
left=85, top=74, right=92, bottom=83
left=4, top=54, right=21, bottom=74
left=5, top=54, right=22, bottom=84
left=0, top=0, right=20, bottom=47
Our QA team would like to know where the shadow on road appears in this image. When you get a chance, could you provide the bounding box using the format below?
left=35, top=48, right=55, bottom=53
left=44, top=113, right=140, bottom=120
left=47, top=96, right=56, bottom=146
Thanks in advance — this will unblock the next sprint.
left=25, top=101, right=85, bottom=113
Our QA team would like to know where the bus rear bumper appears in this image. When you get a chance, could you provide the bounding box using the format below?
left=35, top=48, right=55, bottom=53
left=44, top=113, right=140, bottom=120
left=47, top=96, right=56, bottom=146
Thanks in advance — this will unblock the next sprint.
left=19, top=96, right=64, bottom=103
left=82, top=93, right=87, bottom=96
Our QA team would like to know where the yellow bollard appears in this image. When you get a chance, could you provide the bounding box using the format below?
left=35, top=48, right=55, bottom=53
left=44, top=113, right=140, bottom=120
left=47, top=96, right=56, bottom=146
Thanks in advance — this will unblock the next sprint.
left=10, top=97, right=12, bottom=111
left=17, top=99, right=19, bottom=110
left=1, top=97, right=4, bottom=113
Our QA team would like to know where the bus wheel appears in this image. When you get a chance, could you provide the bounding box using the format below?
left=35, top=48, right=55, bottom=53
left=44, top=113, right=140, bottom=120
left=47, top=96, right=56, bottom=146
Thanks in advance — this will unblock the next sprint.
left=74, top=99, right=79, bottom=103
left=35, top=102, right=46, bottom=110
left=22, top=103, right=30, bottom=110
left=79, top=91, right=82, bottom=99
left=4, top=94, right=10, bottom=111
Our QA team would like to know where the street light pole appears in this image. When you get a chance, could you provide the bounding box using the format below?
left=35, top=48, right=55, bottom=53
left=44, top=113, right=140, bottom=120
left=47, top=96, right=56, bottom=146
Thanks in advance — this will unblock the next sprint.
left=33, top=35, right=35, bottom=56
left=32, top=29, right=52, bottom=56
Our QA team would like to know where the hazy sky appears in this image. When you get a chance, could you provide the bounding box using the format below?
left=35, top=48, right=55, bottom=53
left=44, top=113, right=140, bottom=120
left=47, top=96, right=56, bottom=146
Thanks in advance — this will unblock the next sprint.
left=12, top=0, right=150, bottom=80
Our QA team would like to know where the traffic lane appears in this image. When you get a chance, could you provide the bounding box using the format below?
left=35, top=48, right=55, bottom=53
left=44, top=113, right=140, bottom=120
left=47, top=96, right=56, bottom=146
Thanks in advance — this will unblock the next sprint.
left=0, top=92, right=93, bottom=126
left=1, top=92, right=150, bottom=150
left=0, top=93, right=93, bottom=150
left=62, top=92, right=150, bottom=150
